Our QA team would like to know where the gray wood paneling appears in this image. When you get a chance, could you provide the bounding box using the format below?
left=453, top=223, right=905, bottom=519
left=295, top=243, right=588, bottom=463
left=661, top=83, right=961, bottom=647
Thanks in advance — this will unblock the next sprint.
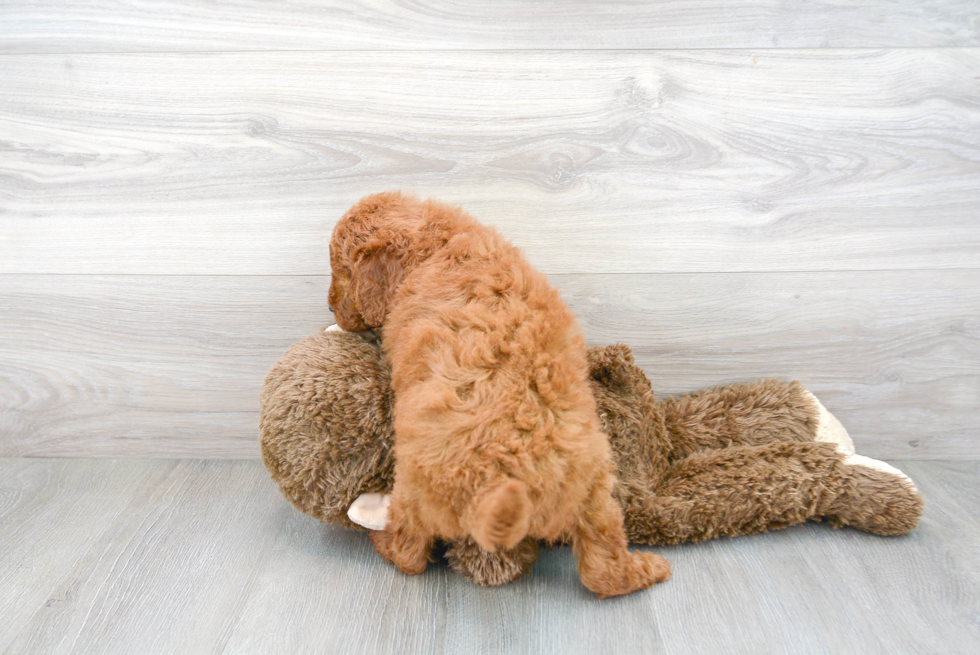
left=1, top=458, right=977, bottom=654
left=2, top=50, right=978, bottom=275
left=1, top=1, right=977, bottom=52
left=1, top=271, right=976, bottom=459
left=0, top=275, right=329, bottom=458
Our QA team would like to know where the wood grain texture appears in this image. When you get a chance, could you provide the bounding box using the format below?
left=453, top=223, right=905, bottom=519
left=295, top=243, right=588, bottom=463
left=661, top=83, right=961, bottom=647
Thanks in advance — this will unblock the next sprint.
left=1, top=50, right=978, bottom=275
left=1, top=1, right=978, bottom=52
left=1, top=271, right=976, bottom=459
left=0, top=459, right=165, bottom=649
left=1, top=458, right=977, bottom=654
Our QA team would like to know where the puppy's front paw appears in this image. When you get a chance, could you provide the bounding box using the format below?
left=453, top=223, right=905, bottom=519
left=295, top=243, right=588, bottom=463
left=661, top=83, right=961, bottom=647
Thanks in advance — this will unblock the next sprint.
left=582, top=551, right=671, bottom=599
left=369, top=529, right=430, bottom=576
left=369, top=529, right=397, bottom=566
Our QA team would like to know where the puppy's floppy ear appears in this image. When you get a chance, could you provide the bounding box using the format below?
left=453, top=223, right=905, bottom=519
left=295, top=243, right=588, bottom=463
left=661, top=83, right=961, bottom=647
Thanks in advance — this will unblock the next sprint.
left=351, top=231, right=406, bottom=327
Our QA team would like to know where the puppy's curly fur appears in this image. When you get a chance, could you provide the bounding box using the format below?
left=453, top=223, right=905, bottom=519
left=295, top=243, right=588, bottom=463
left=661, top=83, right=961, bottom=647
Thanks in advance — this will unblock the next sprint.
left=328, top=191, right=670, bottom=597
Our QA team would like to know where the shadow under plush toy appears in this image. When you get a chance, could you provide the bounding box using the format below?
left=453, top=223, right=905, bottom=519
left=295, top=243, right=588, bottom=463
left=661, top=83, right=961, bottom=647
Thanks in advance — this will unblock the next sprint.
left=260, top=326, right=924, bottom=586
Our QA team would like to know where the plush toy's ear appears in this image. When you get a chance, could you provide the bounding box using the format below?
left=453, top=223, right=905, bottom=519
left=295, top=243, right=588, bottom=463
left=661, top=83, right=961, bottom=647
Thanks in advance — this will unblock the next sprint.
left=351, top=233, right=406, bottom=327
left=588, top=344, right=651, bottom=396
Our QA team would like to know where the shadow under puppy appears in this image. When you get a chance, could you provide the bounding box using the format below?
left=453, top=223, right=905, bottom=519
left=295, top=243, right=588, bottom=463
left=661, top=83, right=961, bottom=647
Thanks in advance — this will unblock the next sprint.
left=327, top=191, right=670, bottom=597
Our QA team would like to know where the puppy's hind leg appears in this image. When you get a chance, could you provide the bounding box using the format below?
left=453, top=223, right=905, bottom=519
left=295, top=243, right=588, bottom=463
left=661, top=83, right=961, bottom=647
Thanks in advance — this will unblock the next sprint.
left=573, top=474, right=671, bottom=598
left=369, top=493, right=432, bottom=575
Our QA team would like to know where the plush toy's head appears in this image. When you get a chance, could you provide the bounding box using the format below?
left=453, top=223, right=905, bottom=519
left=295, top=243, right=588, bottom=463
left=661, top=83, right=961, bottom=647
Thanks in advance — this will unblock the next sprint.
left=259, top=327, right=394, bottom=529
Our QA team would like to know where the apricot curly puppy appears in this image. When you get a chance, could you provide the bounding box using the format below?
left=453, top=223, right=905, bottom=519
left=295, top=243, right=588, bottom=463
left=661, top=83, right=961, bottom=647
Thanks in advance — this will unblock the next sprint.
left=328, top=192, right=670, bottom=597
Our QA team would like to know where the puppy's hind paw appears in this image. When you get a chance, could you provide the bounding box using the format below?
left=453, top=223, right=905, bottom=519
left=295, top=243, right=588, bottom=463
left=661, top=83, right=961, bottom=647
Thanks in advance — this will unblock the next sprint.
left=582, top=551, right=671, bottom=599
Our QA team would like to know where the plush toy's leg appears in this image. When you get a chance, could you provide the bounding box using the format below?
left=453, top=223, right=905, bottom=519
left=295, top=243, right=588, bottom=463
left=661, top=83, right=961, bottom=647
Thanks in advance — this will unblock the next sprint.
left=824, top=453, right=923, bottom=535
left=623, top=441, right=843, bottom=544
left=445, top=537, right=541, bottom=586
left=368, top=493, right=432, bottom=575
left=621, top=441, right=922, bottom=545
left=573, top=475, right=671, bottom=598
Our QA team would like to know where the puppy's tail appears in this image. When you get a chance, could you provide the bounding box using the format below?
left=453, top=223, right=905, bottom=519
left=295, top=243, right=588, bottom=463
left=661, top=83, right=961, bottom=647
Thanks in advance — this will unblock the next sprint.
left=467, top=479, right=531, bottom=552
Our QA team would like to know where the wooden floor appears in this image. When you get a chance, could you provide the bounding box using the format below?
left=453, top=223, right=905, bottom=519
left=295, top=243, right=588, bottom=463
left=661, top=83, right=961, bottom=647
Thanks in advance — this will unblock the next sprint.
left=1, top=458, right=977, bottom=654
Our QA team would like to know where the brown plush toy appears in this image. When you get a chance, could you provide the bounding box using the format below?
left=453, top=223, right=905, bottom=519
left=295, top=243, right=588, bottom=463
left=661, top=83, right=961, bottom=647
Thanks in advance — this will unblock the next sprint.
left=260, top=326, right=924, bottom=586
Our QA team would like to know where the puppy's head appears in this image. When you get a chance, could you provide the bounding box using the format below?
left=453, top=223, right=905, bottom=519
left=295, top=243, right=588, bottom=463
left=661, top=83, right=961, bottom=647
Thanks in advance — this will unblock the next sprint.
left=328, top=192, right=419, bottom=331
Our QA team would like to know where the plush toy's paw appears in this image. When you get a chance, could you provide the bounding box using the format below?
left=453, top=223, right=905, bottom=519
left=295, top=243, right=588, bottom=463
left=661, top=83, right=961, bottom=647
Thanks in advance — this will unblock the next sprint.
left=348, top=493, right=391, bottom=531
left=325, top=324, right=348, bottom=333
left=445, top=537, right=540, bottom=586
left=827, top=453, right=924, bottom=535
left=843, top=453, right=917, bottom=492
left=803, top=390, right=855, bottom=455
left=581, top=551, right=671, bottom=600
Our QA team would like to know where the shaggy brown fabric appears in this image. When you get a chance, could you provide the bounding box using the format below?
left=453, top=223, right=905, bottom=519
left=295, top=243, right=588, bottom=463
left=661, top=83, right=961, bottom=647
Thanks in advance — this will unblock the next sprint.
left=445, top=537, right=541, bottom=584
left=260, top=331, right=924, bottom=588
left=591, top=347, right=923, bottom=545
left=660, top=379, right=820, bottom=457
left=260, top=329, right=394, bottom=530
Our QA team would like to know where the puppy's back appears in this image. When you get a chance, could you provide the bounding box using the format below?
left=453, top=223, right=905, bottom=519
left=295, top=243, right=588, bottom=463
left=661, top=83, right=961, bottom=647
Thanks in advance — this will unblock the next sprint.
left=386, top=216, right=602, bottom=543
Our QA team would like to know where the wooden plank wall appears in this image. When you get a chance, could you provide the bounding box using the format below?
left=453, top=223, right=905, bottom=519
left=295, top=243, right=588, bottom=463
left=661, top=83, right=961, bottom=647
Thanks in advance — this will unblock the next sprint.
left=1, top=2, right=978, bottom=459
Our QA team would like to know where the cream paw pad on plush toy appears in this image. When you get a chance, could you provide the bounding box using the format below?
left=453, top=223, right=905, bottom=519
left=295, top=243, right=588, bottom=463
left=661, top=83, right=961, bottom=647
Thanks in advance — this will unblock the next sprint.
left=804, top=389, right=918, bottom=492
left=261, top=325, right=924, bottom=586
